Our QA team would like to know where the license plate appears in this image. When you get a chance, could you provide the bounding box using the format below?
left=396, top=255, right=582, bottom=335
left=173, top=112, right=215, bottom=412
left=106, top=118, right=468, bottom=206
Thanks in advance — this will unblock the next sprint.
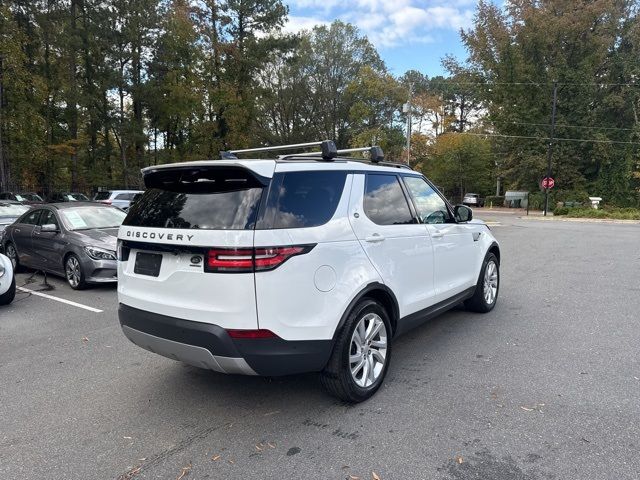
left=134, top=252, right=162, bottom=277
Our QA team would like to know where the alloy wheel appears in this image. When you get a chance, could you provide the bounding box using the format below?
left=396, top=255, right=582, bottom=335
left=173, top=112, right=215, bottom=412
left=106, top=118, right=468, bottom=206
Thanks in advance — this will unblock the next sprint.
left=349, top=312, right=388, bottom=388
left=66, top=256, right=81, bottom=288
left=6, top=244, right=17, bottom=270
left=483, top=260, right=498, bottom=305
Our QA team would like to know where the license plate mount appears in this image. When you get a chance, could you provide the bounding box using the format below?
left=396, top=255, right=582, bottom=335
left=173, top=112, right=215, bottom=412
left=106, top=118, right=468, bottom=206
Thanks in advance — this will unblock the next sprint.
left=134, top=252, right=163, bottom=277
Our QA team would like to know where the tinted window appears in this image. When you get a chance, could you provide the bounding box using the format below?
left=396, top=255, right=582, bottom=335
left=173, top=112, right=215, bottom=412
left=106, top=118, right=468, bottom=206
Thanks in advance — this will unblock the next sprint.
left=21, top=209, right=42, bottom=225
left=261, top=171, right=346, bottom=229
left=364, top=174, right=413, bottom=226
left=403, top=176, right=451, bottom=224
left=94, top=191, right=111, bottom=201
left=115, top=193, right=135, bottom=201
left=124, top=189, right=263, bottom=230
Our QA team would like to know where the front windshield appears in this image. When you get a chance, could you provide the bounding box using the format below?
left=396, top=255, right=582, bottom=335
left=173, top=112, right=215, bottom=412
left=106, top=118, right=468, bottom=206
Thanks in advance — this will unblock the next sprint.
left=59, top=206, right=126, bottom=230
left=0, top=204, right=29, bottom=219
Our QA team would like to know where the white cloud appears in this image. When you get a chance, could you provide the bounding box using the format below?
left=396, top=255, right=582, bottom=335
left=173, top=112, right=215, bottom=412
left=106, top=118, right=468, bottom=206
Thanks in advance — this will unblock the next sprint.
left=283, top=15, right=330, bottom=34
left=285, top=0, right=475, bottom=48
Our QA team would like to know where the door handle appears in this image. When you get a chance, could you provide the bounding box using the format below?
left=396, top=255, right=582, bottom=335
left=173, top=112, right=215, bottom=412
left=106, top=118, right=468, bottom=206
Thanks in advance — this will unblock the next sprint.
left=14, top=229, right=21, bottom=233
left=365, top=233, right=385, bottom=243
left=431, top=231, right=444, bottom=239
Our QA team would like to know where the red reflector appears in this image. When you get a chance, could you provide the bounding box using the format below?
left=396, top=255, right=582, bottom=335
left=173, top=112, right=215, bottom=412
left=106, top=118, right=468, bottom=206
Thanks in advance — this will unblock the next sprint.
left=226, top=329, right=278, bottom=339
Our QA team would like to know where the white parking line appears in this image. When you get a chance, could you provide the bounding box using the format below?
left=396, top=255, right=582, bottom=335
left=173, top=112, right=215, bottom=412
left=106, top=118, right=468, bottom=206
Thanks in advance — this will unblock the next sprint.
left=17, top=286, right=103, bottom=313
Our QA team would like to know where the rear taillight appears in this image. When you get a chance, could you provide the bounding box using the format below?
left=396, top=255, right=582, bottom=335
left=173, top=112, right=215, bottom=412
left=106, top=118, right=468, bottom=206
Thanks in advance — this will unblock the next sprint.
left=205, top=245, right=314, bottom=273
left=226, top=329, right=278, bottom=339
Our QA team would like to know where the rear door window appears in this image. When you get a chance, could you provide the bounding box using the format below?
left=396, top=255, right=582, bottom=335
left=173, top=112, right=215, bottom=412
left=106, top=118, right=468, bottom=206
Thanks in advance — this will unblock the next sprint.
left=124, top=167, right=266, bottom=230
left=363, top=174, right=414, bottom=225
left=259, top=171, right=347, bottom=229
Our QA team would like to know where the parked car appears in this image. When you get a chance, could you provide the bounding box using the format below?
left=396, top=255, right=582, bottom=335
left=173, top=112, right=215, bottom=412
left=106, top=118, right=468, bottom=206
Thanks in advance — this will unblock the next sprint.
left=462, top=193, right=485, bottom=208
left=117, top=141, right=500, bottom=402
left=0, top=253, right=15, bottom=305
left=0, top=191, right=45, bottom=205
left=0, top=202, right=31, bottom=247
left=48, top=192, right=91, bottom=203
left=93, top=190, right=144, bottom=211
left=2, top=202, right=126, bottom=289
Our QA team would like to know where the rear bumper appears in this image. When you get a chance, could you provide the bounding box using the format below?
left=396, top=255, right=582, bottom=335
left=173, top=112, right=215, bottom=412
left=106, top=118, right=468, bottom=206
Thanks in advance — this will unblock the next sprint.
left=118, top=303, right=333, bottom=376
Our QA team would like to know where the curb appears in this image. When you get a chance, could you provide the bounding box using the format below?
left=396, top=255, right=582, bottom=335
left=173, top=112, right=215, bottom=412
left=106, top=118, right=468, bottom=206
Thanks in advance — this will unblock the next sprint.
left=517, top=216, right=640, bottom=225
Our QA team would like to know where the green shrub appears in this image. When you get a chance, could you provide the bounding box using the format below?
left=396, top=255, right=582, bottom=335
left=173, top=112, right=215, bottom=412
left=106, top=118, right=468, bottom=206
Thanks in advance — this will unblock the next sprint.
left=553, top=206, right=569, bottom=215
left=557, top=207, right=640, bottom=220
left=485, top=196, right=505, bottom=207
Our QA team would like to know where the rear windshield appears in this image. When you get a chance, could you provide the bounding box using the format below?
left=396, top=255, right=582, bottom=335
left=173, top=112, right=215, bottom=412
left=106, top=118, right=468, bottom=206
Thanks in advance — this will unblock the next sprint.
left=94, top=191, right=111, bottom=200
left=123, top=166, right=266, bottom=230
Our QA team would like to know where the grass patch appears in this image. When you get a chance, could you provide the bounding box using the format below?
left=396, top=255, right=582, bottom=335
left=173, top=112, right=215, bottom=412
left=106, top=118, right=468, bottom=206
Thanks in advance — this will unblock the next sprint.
left=553, top=206, right=640, bottom=220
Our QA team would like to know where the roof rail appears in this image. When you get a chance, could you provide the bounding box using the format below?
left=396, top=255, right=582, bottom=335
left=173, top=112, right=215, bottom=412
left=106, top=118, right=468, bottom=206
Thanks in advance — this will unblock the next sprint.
left=220, top=140, right=337, bottom=161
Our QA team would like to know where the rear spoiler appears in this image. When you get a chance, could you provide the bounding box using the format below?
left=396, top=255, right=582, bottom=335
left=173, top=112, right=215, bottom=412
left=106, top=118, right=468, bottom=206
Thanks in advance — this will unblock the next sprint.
left=141, top=163, right=272, bottom=193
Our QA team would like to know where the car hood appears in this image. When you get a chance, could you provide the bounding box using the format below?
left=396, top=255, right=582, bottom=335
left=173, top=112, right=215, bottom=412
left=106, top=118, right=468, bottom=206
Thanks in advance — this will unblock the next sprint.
left=73, top=228, right=119, bottom=250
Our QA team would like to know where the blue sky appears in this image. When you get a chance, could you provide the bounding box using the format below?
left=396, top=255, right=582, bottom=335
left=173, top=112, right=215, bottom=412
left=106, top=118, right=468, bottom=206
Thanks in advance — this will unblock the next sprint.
left=283, top=0, right=478, bottom=77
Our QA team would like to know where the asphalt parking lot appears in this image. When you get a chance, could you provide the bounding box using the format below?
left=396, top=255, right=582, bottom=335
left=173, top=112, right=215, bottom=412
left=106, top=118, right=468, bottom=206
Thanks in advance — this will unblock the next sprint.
left=1, top=213, right=639, bottom=480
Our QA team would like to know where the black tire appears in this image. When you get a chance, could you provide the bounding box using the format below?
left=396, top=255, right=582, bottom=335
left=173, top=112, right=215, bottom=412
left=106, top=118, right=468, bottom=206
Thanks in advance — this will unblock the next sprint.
left=65, top=254, right=88, bottom=290
left=465, top=252, right=499, bottom=313
left=321, top=299, right=392, bottom=403
left=0, top=276, right=16, bottom=305
left=5, top=243, right=21, bottom=272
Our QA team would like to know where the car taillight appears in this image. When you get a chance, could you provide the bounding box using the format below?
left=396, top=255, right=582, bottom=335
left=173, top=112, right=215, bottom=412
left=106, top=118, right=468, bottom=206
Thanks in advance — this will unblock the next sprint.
left=226, top=329, right=278, bottom=339
left=205, top=245, right=314, bottom=273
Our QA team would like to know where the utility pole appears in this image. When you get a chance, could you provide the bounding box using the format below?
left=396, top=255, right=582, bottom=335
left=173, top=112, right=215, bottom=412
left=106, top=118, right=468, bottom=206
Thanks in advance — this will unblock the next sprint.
left=403, top=85, right=412, bottom=165
left=544, top=81, right=558, bottom=216
left=0, top=54, right=5, bottom=191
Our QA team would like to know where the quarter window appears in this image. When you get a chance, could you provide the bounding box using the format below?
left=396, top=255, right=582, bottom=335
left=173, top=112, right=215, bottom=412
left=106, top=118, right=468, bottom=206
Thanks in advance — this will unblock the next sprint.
left=260, top=171, right=347, bottom=229
left=403, top=176, right=451, bottom=224
left=363, top=174, right=414, bottom=226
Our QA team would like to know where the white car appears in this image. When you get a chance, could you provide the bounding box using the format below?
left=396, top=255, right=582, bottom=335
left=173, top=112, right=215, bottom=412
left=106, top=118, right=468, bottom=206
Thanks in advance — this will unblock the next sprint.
left=94, top=190, right=144, bottom=211
left=117, top=141, right=500, bottom=402
left=0, top=253, right=16, bottom=305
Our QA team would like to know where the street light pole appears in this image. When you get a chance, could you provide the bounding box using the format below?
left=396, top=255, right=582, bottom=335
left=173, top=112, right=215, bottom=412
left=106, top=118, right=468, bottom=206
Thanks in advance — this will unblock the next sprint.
left=403, top=85, right=412, bottom=165
left=544, top=81, right=558, bottom=216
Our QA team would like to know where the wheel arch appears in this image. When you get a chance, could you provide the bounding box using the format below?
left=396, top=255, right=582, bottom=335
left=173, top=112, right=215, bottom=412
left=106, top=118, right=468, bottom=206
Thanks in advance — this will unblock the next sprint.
left=487, top=241, right=500, bottom=264
left=333, top=283, right=400, bottom=340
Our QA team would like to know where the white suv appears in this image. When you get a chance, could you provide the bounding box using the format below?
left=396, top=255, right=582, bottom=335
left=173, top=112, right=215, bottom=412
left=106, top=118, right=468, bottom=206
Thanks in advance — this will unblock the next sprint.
left=117, top=142, right=500, bottom=402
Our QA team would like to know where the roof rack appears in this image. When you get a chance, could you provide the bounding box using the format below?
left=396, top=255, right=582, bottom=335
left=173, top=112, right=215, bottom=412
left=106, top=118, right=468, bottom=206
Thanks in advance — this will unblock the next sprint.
left=285, top=146, right=384, bottom=163
left=220, top=140, right=337, bottom=160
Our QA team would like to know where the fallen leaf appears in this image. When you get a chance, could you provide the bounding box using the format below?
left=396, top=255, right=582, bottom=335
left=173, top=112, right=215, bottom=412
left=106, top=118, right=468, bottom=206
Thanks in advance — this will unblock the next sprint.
left=82, top=337, right=89, bottom=342
left=128, top=466, right=141, bottom=476
left=342, top=465, right=350, bottom=470
left=176, top=464, right=191, bottom=480
left=264, top=410, right=281, bottom=416
left=211, top=455, right=221, bottom=461
left=123, top=436, right=132, bottom=439
left=267, top=442, right=276, bottom=449
left=520, top=406, right=534, bottom=412
left=455, top=455, right=464, bottom=464
left=138, top=458, right=146, bottom=462
left=348, top=476, right=360, bottom=480
left=372, top=471, right=382, bottom=479
left=255, top=444, right=263, bottom=452
left=228, top=459, right=235, bottom=464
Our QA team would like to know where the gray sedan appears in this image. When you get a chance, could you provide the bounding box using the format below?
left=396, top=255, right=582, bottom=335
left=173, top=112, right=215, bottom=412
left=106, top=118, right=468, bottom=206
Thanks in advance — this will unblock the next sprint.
left=2, top=203, right=126, bottom=289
